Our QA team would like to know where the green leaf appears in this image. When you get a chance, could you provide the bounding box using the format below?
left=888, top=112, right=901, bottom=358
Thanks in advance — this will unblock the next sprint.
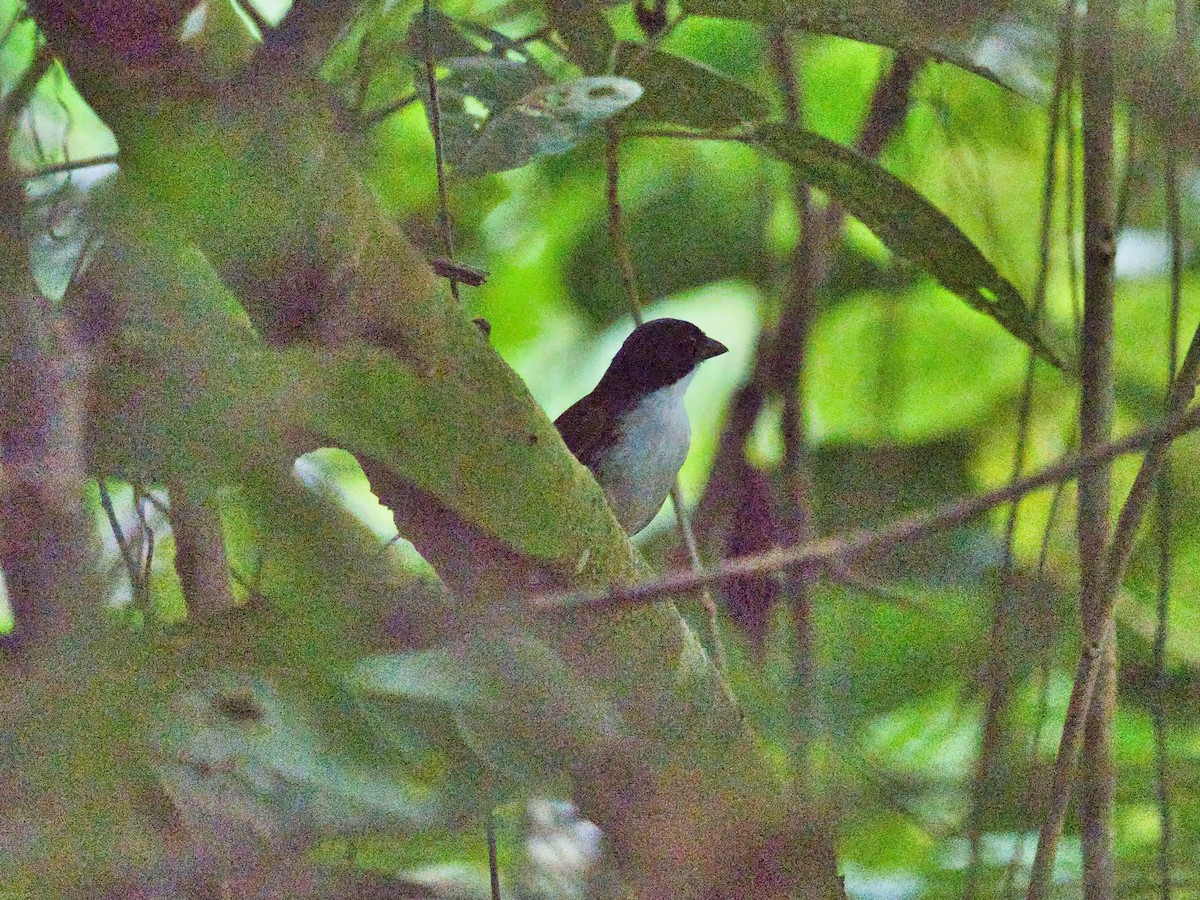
left=401, top=6, right=485, bottom=60
left=545, top=0, right=617, bottom=72
left=748, top=122, right=1063, bottom=367
left=616, top=43, right=769, bottom=128
left=685, top=0, right=1054, bottom=97
left=411, top=36, right=643, bottom=178
left=357, top=631, right=626, bottom=789
left=457, top=76, right=644, bottom=177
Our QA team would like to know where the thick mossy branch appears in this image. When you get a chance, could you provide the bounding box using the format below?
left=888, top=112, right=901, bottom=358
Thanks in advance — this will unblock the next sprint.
left=29, top=23, right=801, bottom=896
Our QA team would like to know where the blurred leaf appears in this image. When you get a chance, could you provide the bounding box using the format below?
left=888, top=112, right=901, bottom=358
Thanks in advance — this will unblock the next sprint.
left=1123, top=25, right=1200, bottom=145
left=750, top=123, right=1063, bottom=366
left=402, top=6, right=486, bottom=60
left=685, top=0, right=1055, bottom=96
left=153, top=674, right=442, bottom=864
left=452, top=76, right=644, bottom=177
left=817, top=582, right=987, bottom=720
left=387, top=630, right=626, bottom=789
left=401, top=9, right=639, bottom=176
left=429, top=55, right=546, bottom=111
left=565, top=142, right=771, bottom=323
left=546, top=0, right=617, bottom=72
left=807, top=286, right=1030, bottom=444
left=616, top=43, right=769, bottom=128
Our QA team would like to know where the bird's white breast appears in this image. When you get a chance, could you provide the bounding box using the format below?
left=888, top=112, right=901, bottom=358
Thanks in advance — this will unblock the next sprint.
left=597, top=373, right=693, bottom=534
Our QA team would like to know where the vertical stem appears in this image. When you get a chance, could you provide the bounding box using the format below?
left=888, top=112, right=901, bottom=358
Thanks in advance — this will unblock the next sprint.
left=965, top=16, right=1073, bottom=893
left=486, top=811, right=502, bottom=900
left=769, top=25, right=821, bottom=770
left=0, top=175, right=89, bottom=653
left=1151, top=463, right=1173, bottom=900
left=1076, top=0, right=1118, bottom=895
left=167, top=480, right=236, bottom=620
left=1151, top=4, right=1189, bottom=894
left=0, top=292, right=89, bottom=651
left=421, top=0, right=460, bottom=303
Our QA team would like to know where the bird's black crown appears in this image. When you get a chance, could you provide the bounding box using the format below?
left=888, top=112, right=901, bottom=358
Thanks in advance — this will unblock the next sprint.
left=598, top=318, right=728, bottom=397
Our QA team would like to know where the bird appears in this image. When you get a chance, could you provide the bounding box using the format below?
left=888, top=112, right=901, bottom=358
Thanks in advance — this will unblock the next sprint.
left=554, top=318, right=728, bottom=534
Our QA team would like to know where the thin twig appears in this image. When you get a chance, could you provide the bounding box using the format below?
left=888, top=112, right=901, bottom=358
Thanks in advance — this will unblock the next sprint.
left=420, top=0, right=459, bottom=303
left=98, top=479, right=141, bottom=595
left=486, top=811, right=502, bottom=900
left=603, top=128, right=644, bottom=326
left=20, top=154, right=120, bottom=180
left=603, top=125, right=726, bottom=671
left=1152, top=460, right=1175, bottom=900
left=362, top=92, right=419, bottom=127
left=768, top=20, right=823, bottom=780
left=1150, top=7, right=1189, bottom=894
left=1064, top=61, right=1083, bottom=340
left=1113, top=0, right=1154, bottom=234
left=825, top=569, right=940, bottom=619
left=531, top=406, right=1200, bottom=616
left=1002, top=456, right=1075, bottom=899
left=134, top=484, right=155, bottom=610
left=625, top=126, right=749, bottom=142
left=1000, top=651, right=1055, bottom=900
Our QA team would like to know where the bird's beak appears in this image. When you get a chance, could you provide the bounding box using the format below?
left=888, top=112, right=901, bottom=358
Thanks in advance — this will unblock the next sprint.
left=701, top=336, right=729, bottom=360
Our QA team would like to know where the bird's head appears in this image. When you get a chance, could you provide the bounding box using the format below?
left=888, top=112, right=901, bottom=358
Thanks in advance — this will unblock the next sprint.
left=600, top=318, right=728, bottom=395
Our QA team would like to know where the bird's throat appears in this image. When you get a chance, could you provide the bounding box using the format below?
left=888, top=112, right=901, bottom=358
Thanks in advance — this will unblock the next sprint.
left=595, top=373, right=694, bottom=534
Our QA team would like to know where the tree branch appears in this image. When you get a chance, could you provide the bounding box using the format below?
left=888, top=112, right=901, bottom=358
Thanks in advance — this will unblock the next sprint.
left=533, top=406, right=1200, bottom=616
left=1027, top=205, right=1200, bottom=900
left=1072, top=0, right=1119, bottom=890
left=166, top=479, right=236, bottom=620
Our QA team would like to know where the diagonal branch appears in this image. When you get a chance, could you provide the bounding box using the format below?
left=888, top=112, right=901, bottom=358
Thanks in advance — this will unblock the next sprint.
left=533, top=406, right=1200, bottom=616
left=1027, top=309, right=1200, bottom=899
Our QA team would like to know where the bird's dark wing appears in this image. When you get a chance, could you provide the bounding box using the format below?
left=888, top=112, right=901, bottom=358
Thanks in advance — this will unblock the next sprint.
left=554, top=393, right=616, bottom=471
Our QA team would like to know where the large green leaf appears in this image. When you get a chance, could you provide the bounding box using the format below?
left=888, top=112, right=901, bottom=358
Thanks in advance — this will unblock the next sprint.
left=354, top=630, right=626, bottom=788
left=153, top=675, right=442, bottom=855
left=691, top=0, right=1056, bottom=98
left=749, top=122, right=1064, bottom=367
left=685, top=0, right=1055, bottom=97
left=616, top=43, right=769, bottom=128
